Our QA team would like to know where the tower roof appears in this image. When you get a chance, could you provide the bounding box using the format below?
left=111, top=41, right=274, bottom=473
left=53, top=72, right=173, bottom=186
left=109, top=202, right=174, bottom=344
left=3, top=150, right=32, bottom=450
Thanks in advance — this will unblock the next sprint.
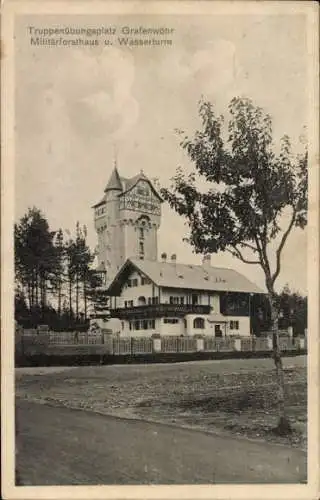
left=104, top=167, right=123, bottom=192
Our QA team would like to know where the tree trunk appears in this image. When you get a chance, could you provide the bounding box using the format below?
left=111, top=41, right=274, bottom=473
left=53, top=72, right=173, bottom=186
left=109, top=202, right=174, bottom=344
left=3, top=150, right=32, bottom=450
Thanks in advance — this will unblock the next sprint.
left=58, top=278, right=62, bottom=316
left=268, top=290, right=292, bottom=434
left=35, top=272, right=39, bottom=307
left=43, top=278, right=47, bottom=310
left=83, top=280, right=87, bottom=321
left=31, top=272, right=35, bottom=308
left=76, top=274, right=79, bottom=320
left=69, top=276, right=73, bottom=318
left=27, top=283, right=32, bottom=309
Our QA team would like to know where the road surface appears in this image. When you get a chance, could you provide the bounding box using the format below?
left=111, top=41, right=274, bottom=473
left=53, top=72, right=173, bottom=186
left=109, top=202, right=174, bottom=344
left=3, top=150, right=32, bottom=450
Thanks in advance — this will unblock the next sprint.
left=16, top=399, right=307, bottom=485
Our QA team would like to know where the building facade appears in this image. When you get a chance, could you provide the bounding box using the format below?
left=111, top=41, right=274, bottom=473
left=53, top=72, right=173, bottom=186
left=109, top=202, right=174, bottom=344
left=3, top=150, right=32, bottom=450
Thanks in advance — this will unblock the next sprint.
left=93, top=166, right=264, bottom=336
left=93, top=167, right=162, bottom=285
left=106, top=256, right=263, bottom=337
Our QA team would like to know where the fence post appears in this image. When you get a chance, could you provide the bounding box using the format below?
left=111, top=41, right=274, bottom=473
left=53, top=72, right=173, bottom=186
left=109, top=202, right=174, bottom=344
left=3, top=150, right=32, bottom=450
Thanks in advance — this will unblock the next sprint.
left=152, top=334, right=161, bottom=353
left=195, top=335, right=204, bottom=352
left=130, top=337, right=134, bottom=355
left=234, top=338, right=241, bottom=351
left=267, top=336, right=273, bottom=350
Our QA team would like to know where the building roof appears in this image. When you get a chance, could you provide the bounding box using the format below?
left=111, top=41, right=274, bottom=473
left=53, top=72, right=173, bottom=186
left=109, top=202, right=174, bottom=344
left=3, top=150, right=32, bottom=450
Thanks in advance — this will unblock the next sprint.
left=104, top=167, right=123, bottom=192
left=119, top=171, right=162, bottom=200
left=121, top=172, right=146, bottom=192
left=93, top=169, right=161, bottom=208
left=107, top=258, right=265, bottom=295
left=92, top=195, right=106, bottom=209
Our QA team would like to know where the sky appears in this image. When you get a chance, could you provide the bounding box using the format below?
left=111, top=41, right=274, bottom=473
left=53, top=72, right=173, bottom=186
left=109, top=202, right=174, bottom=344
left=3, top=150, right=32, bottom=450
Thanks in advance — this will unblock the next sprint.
left=14, top=11, right=309, bottom=294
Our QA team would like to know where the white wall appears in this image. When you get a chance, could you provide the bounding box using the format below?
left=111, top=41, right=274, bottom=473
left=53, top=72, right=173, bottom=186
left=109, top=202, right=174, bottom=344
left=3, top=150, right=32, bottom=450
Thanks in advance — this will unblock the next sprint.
left=116, top=279, right=222, bottom=311
left=121, top=317, right=187, bottom=337
left=119, top=314, right=250, bottom=337
left=225, top=316, right=250, bottom=337
left=159, top=318, right=185, bottom=336
left=185, top=314, right=250, bottom=337
left=111, top=273, right=250, bottom=337
left=118, top=270, right=156, bottom=306
left=121, top=317, right=161, bottom=337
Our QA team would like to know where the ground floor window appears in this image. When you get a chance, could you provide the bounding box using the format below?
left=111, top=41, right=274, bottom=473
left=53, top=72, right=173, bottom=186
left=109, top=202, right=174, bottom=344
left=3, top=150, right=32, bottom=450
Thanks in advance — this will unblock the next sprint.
left=230, top=320, right=239, bottom=330
left=163, top=318, right=179, bottom=324
left=129, top=319, right=155, bottom=330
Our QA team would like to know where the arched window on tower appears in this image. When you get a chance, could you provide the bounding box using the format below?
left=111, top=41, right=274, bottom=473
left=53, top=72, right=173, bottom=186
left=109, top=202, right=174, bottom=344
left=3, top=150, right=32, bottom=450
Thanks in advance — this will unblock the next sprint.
left=136, top=215, right=150, bottom=260
left=139, top=241, right=144, bottom=259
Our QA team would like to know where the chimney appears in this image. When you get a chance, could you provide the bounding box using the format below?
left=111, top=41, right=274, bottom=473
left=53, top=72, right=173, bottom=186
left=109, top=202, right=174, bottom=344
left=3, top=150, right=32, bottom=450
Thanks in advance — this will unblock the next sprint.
left=202, top=254, right=211, bottom=268
left=171, top=254, right=177, bottom=264
left=161, top=252, right=167, bottom=263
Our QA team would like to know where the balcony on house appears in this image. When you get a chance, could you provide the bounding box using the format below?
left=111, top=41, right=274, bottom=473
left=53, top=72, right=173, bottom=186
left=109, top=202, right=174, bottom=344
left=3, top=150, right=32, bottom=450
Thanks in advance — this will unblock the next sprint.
left=109, top=302, right=212, bottom=319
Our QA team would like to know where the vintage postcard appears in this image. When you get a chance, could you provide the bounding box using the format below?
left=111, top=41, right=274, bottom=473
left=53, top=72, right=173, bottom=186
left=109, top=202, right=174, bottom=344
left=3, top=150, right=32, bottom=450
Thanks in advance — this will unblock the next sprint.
left=1, top=1, right=319, bottom=499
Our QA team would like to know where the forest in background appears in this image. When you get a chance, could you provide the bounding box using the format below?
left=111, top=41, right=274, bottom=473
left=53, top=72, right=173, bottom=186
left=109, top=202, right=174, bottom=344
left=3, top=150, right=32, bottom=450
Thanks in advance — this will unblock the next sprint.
left=14, top=207, right=107, bottom=331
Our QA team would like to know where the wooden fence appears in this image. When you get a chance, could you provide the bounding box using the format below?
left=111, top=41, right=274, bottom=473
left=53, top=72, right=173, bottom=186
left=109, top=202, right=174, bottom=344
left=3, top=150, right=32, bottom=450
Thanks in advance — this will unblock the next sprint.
left=15, top=328, right=306, bottom=357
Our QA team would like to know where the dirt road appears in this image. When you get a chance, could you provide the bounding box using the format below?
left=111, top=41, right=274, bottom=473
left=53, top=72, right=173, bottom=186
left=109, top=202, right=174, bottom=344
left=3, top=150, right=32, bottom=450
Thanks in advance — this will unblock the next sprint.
left=16, top=399, right=307, bottom=485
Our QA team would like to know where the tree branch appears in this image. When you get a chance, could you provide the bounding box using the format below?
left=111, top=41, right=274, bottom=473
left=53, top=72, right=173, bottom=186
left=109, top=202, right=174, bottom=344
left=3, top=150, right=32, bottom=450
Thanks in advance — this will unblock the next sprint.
left=239, top=242, right=258, bottom=253
left=271, top=209, right=297, bottom=286
left=226, top=246, right=260, bottom=265
left=254, top=234, right=270, bottom=276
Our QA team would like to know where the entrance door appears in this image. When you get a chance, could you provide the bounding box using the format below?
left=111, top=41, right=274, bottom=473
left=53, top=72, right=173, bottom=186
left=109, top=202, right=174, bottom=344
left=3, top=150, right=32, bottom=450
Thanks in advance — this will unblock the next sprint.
left=215, top=324, right=223, bottom=337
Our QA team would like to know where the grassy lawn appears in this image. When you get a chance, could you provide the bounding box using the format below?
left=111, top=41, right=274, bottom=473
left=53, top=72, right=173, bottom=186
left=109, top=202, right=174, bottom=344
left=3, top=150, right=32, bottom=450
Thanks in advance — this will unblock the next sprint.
left=15, top=356, right=307, bottom=450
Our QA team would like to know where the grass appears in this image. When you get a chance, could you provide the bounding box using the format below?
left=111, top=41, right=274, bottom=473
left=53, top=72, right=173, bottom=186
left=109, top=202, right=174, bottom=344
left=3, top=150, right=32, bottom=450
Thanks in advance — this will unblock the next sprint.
left=15, top=356, right=307, bottom=450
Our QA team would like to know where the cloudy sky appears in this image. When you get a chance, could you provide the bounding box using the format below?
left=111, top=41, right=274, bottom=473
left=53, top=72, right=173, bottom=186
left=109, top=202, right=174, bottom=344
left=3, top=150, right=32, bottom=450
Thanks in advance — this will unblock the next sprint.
left=15, top=10, right=309, bottom=294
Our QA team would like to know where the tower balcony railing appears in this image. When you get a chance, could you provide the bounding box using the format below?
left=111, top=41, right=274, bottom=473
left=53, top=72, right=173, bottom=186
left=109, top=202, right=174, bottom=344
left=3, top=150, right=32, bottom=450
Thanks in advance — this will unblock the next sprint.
left=109, top=303, right=212, bottom=319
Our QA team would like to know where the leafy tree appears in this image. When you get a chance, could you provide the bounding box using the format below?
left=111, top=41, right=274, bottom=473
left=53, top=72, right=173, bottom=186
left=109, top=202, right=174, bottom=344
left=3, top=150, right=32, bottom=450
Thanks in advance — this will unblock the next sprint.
left=15, top=207, right=60, bottom=311
left=14, top=288, right=29, bottom=324
left=278, top=285, right=307, bottom=336
left=86, top=272, right=110, bottom=323
left=53, top=228, right=65, bottom=316
left=64, top=223, right=95, bottom=321
left=64, top=237, right=76, bottom=319
left=74, top=223, right=95, bottom=320
left=161, top=97, right=307, bottom=433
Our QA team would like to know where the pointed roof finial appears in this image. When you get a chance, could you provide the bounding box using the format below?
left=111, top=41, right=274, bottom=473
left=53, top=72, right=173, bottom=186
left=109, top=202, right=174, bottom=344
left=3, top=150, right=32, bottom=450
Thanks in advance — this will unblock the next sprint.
left=104, top=147, right=122, bottom=192
left=104, top=167, right=122, bottom=192
left=113, top=143, right=118, bottom=169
